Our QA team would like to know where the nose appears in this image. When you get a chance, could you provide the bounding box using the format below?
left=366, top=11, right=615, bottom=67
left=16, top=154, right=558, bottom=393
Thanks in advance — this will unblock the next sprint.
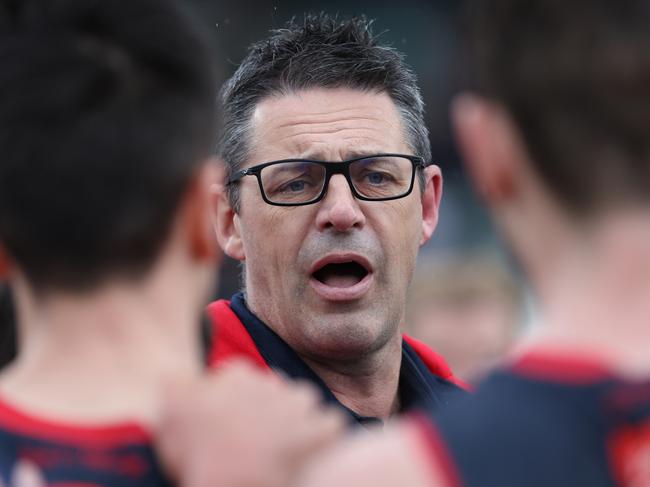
left=315, top=174, right=366, bottom=232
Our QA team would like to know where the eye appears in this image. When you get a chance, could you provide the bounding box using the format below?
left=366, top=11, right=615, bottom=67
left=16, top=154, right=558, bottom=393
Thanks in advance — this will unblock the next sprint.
left=276, top=178, right=311, bottom=193
left=366, top=172, right=386, bottom=185
left=363, top=170, right=396, bottom=186
left=286, top=180, right=306, bottom=192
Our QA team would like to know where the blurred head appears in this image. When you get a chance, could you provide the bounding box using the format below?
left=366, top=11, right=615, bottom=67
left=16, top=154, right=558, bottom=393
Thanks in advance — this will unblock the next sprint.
left=0, top=0, right=220, bottom=298
left=451, top=0, right=650, bottom=301
left=215, top=15, right=442, bottom=362
left=454, top=0, right=650, bottom=221
left=406, top=254, right=523, bottom=381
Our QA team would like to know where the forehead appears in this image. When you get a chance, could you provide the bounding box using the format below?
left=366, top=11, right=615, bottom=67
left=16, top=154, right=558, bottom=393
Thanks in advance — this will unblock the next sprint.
left=247, top=87, right=410, bottom=165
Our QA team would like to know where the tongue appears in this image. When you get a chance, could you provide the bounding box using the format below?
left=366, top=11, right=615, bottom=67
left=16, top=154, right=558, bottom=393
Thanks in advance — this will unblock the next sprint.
left=321, top=273, right=362, bottom=288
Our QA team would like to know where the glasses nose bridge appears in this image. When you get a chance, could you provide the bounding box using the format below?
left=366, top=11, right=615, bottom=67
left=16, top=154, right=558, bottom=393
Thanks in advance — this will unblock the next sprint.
left=322, top=160, right=355, bottom=198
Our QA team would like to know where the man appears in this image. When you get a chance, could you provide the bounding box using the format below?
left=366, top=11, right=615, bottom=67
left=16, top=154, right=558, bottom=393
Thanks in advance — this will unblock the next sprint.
left=297, top=0, right=650, bottom=485
left=209, top=14, right=465, bottom=425
left=0, top=0, right=342, bottom=485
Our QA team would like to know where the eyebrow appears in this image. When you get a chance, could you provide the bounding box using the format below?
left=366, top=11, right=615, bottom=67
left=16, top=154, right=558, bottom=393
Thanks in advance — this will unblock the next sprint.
left=296, top=150, right=387, bottom=161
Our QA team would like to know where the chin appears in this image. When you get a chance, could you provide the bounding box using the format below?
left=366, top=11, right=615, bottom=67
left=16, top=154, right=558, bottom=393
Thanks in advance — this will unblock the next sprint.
left=301, top=321, right=396, bottom=361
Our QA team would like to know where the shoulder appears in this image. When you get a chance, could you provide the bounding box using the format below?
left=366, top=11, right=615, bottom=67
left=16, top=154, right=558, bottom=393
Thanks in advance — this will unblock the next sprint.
left=205, top=299, right=268, bottom=369
left=0, top=398, right=168, bottom=486
left=427, top=370, right=614, bottom=487
left=402, top=334, right=469, bottom=390
left=435, top=370, right=592, bottom=447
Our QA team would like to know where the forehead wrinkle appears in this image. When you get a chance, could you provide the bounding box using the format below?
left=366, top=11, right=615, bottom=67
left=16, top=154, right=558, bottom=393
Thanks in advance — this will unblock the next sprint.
left=287, top=131, right=407, bottom=160
left=270, top=103, right=393, bottom=126
left=272, top=117, right=404, bottom=157
left=277, top=123, right=382, bottom=140
left=274, top=116, right=391, bottom=134
left=292, top=138, right=411, bottom=161
left=276, top=124, right=396, bottom=144
left=249, top=89, right=409, bottom=164
left=270, top=112, right=401, bottom=142
left=274, top=110, right=385, bottom=128
left=255, top=100, right=403, bottom=140
left=259, top=109, right=405, bottom=158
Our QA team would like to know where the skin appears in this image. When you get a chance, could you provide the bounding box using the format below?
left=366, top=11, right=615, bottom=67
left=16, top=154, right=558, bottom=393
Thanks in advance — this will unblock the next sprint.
left=295, top=92, right=650, bottom=487
left=295, top=421, right=440, bottom=487
left=0, top=162, right=222, bottom=425
left=217, top=87, right=442, bottom=418
left=0, top=160, right=345, bottom=487
left=157, top=361, right=345, bottom=487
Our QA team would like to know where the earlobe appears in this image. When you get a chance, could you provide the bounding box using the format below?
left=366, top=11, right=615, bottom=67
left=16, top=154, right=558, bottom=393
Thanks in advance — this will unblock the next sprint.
left=451, top=93, right=518, bottom=205
left=187, top=162, right=223, bottom=264
left=214, top=187, right=246, bottom=262
left=420, top=164, right=443, bottom=246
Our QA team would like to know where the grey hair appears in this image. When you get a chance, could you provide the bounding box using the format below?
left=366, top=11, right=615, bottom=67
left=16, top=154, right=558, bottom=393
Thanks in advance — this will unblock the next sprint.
left=217, top=13, right=431, bottom=212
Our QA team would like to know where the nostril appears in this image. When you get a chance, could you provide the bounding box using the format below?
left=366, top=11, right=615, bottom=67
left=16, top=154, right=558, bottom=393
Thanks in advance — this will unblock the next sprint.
left=325, top=206, right=364, bottom=231
left=315, top=178, right=366, bottom=231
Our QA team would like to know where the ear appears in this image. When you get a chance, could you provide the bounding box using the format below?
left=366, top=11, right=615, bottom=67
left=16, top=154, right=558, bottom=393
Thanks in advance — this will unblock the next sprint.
left=420, top=164, right=443, bottom=246
left=451, top=93, right=522, bottom=206
left=0, top=243, right=12, bottom=281
left=182, top=158, right=223, bottom=265
left=213, top=175, right=245, bottom=262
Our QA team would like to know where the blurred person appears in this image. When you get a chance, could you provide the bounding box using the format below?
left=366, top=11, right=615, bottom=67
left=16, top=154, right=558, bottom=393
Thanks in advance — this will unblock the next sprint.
left=208, top=13, right=465, bottom=427
left=0, top=0, right=342, bottom=485
left=406, top=254, right=522, bottom=382
left=295, top=0, right=650, bottom=486
left=156, top=363, right=344, bottom=487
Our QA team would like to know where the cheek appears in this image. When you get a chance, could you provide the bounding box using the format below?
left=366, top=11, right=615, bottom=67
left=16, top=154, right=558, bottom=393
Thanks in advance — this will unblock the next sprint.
left=380, top=202, right=423, bottom=264
left=241, top=207, right=311, bottom=275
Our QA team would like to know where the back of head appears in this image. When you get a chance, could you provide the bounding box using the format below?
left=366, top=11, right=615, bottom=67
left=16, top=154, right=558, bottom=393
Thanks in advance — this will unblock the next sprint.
left=461, top=0, right=650, bottom=218
left=219, top=13, right=431, bottom=209
left=0, top=0, right=217, bottom=294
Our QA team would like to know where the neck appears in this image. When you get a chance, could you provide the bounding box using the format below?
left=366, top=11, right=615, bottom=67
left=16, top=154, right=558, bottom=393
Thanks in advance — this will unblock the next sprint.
left=525, top=213, right=650, bottom=377
left=300, top=334, right=403, bottom=420
left=1, top=274, right=204, bottom=427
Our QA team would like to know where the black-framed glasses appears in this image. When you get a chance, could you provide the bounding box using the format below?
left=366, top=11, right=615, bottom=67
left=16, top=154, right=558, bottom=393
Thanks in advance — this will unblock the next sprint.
left=226, top=154, right=429, bottom=206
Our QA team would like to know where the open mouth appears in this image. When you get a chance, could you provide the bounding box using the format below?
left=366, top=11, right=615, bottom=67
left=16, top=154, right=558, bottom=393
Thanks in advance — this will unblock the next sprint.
left=312, top=260, right=370, bottom=288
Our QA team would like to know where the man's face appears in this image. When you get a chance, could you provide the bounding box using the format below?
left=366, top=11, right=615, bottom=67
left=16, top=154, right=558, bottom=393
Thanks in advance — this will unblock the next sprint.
left=224, top=87, right=441, bottom=362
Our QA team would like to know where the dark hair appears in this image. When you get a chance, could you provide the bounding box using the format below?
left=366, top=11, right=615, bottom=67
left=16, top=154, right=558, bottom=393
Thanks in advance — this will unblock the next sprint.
left=0, top=285, right=16, bottom=368
left=461, top=0, right=650, bottom=217
left=219, top=13, right=431, bottom=211
left=0, top=0, right=218, bottom=293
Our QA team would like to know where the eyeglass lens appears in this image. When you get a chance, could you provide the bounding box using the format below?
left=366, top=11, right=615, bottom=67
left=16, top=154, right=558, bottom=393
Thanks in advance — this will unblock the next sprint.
left=259, top=156, right=413, bottom=204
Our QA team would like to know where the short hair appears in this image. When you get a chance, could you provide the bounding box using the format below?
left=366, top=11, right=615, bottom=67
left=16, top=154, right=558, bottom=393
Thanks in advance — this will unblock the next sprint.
left=461, top=0, right=650, bottom=217
left=219, top=13, right=431, bottom=211
left=0, top=0, right=217, bottom=293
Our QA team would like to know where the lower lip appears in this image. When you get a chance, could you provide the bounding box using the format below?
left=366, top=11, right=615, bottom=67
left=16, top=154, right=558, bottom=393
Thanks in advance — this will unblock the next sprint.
left=309, top=272, right=374, bottom=301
